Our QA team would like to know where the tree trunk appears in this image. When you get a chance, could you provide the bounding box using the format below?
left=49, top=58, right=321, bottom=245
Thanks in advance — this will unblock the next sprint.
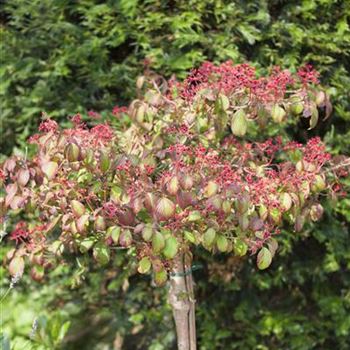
left=169, top=253, right=197, bottom=350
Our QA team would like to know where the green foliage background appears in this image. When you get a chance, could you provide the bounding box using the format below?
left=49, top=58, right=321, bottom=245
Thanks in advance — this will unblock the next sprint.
left=1, top=0, right=350, bottom=349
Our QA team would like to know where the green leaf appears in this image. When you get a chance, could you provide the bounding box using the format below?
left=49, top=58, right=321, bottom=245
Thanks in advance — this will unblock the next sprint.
left=93, top=243, right=110, bottom=265
left=233, top=239, right=248, bottom=257
left=154, top=269, right=167, bottom=286
left=58, top=321, right=71, bottom=342
left=100, top=151, right=111, bottom=173
left=42, top=161, right=58, bottom=180
left=163, top=236, right=179, bottom=259
left=107, top=226, right=121, bottom=244
left=216, top=235, right=229, bottom=252
left=184, top=230, right=196, bottom=243
left=188, top=210, right=202, bottom=222
left=138, top=257, right=151, bottom=274
left=152, top=231, right=165, bottom=253
left=309, top=107, right=319, bottom=129
left=203, top=228, right=216, bottom=247
left=79, top=237, right=95, bottom=253
left=257, top=247, right=272, bottom=270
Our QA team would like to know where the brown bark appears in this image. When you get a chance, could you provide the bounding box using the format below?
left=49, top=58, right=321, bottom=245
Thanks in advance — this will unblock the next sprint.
left=184, top=253, right=197, bottom=350
left=169, top=253, right=197, bottom=350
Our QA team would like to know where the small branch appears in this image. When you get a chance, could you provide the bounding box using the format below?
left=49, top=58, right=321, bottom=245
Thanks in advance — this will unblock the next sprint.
left=324, top=159, right=350, bottom=174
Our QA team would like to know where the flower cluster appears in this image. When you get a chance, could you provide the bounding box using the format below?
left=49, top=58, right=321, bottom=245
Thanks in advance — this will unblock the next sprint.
left=174, top=61, right=316, bottom=104
left=112, top=105, right=128, bottom=116
left=297, top=64, right=320, bottom=85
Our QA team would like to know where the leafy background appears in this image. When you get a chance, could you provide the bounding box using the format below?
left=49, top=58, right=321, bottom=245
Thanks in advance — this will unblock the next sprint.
left=1, top=0, right=350, bottom=349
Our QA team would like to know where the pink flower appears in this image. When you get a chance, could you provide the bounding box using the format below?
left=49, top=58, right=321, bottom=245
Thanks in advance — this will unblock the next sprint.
left=297, top=64, right=319, bottom=85
left=71, top=113, right=84, bottom=127
left=38, top=119, right=58, bottom=133
left=91, top=123, right=114, bottom=142
left=88, top=110, right=101, bottom=119
left=10, top=222, right=29, bottom=244
left=112, top=105, right=128, bottom=116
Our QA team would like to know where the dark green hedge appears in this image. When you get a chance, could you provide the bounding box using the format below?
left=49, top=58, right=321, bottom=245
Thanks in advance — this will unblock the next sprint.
left=1, top=1, right=350, bottom=349
left=1, top=0, right=350, bottom=156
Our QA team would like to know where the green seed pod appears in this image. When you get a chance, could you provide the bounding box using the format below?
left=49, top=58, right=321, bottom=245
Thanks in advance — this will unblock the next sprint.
left=71, top=200, right=86, bottom=218
left=231, top=109, right=248, bottom=137
left=271, top=105, right=286, bottom=123
left=65, top=143, right=81, bottom=162
left=311, top=174, right=326, bottom=192
left=290, top=99, right=304, bottom=115
left=94, top=216, right=106, bottom=232
left=84, top=148, right=94, bottom=165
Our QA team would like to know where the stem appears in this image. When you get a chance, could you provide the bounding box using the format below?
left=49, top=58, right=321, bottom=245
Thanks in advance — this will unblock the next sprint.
left=169, top=253, right=197, bottom=350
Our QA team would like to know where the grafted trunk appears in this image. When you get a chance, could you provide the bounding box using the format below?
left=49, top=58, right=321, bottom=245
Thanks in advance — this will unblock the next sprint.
left=168, top=253, right=197, bottom=350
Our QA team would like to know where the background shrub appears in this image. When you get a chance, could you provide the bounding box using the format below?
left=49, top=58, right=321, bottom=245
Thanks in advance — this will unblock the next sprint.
left=1, top=0, right=349, bottom=156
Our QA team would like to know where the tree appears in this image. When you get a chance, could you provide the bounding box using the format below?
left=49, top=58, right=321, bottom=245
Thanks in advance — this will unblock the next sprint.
left=2, top=62, right=348, bottom=350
